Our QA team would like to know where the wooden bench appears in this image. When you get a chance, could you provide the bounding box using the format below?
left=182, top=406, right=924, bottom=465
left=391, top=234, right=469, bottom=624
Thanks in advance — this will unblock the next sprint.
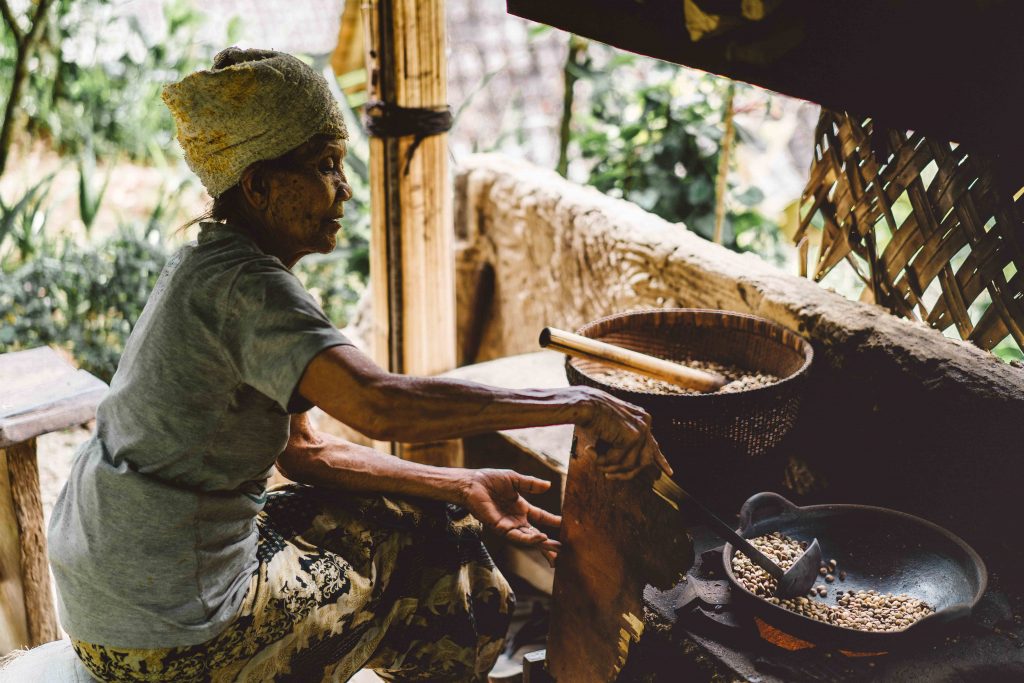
left=442, top=351, right=574, bottom=593
left=0, top=347, right=107, bottom=653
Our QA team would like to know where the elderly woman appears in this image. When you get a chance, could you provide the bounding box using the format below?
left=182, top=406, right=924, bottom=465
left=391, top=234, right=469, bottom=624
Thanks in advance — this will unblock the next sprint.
left=48, top=48, right=669, bottom=683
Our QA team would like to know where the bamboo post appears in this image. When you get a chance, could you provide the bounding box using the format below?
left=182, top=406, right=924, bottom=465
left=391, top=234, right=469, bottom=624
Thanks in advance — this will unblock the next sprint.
left=363, top=0, right=461, bottom=466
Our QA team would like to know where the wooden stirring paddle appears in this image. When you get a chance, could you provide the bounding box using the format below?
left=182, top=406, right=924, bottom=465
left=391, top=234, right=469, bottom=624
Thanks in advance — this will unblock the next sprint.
left=539, top=326, right=727, bottom=393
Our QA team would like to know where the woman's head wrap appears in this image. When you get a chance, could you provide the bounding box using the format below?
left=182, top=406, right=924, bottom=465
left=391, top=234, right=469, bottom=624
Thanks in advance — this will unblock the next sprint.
left=162, top=47, right=348, bottom=197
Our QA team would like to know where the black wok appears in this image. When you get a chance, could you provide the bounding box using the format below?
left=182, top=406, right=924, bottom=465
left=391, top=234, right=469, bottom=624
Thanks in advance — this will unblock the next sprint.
left=721, top=492, right=987, bottom=651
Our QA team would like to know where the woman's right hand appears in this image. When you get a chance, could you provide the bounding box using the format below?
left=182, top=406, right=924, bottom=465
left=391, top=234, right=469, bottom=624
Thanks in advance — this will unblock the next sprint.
left=573, top=385, right=673, bottom=480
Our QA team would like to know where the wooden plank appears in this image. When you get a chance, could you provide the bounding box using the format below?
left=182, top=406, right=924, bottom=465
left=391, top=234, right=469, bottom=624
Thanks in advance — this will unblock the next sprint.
left=0, top=347, right=107, bottom=448
left=0, top=347, right=70, bottom=393
left=503, top=545, right=553, bottom=595
left=547, top=434, right=694, bottom=681
left=364, top=0, right=458, bottom=465
left=442, top=351, right=574, bottom=476
left=3, top=440, right=58, bottom=646
left=0, top=446, right=29, bottom=653
left=441, top=350, right=568, bottom=391
left=506, top=0, right=1024, bottom=191
left=499, top=425, right=573, bottom=482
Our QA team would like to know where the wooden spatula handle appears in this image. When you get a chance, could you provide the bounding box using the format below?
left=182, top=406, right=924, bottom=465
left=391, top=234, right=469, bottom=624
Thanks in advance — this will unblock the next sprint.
left=539, top=327, right=726, bottom=393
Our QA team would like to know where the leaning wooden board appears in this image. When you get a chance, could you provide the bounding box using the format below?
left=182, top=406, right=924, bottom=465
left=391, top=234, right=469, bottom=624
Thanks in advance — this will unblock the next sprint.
left=547, top=431, right=695, bottom=681
left=0, top=347, right=107, bottom=652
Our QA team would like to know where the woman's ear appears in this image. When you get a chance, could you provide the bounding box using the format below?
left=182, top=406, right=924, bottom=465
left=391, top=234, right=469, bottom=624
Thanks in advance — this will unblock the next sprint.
left=239, top=164, right=271, bottom=212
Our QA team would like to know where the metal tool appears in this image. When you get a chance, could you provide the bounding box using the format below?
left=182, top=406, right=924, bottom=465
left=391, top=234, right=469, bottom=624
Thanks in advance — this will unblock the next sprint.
left=653, top=474, right=822, bottom=599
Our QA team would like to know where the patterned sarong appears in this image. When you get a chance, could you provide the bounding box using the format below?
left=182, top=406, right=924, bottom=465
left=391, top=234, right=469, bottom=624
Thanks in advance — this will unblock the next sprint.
left=71, top=483, right=514, bottom=682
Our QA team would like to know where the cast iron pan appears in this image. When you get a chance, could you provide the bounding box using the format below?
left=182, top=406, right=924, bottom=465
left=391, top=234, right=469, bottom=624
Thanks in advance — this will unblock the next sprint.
left=721, top=492, right=988, bottom=651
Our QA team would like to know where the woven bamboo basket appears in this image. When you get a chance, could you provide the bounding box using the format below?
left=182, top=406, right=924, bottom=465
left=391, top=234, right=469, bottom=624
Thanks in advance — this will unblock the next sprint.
left=565, top=309, right=813, bottom=504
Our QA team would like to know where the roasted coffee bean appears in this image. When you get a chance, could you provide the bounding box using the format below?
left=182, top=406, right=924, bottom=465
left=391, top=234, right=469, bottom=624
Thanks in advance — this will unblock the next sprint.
left=731, top=531, right=934, bottom=632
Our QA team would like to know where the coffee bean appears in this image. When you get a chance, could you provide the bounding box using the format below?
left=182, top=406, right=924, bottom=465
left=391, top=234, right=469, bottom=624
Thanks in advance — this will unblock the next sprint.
left=730, top=532, right=934, bottom=632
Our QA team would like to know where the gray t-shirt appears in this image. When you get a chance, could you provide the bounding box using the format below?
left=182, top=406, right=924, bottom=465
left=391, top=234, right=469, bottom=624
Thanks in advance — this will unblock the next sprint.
left=48, top=223, right=352, bottom=648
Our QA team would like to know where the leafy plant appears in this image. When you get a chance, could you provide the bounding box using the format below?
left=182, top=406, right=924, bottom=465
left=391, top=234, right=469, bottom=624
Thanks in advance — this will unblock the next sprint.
left=77, top=144, right=110, bottom=234
left=1, top=171, right=172, bottom=381
left=0, top=230, right=167, bottom=381
left=568, top=45, right=780, bottom=255
left=0, top=172, right=56, bottom=269
left=4, top=0, right=209, bottom=164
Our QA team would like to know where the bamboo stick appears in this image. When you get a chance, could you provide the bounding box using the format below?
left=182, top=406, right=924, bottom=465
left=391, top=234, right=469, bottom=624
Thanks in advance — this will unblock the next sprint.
left=539, top=327, right=727, bottom=392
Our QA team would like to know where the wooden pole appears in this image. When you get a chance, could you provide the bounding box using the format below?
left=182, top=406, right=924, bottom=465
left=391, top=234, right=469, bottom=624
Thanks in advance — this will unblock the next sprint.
left=363, top=0, right=460, bottom=466
left=0, top=439, right=59, bottom=651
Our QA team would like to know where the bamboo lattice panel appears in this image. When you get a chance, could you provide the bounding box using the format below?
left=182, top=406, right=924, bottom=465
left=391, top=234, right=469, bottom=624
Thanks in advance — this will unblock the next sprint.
left=797, top=110, right=1024, bottom=353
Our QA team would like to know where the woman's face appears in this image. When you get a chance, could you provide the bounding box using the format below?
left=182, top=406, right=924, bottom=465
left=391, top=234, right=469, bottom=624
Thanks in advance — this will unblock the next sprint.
left=257, top=136, right=353, bottom=266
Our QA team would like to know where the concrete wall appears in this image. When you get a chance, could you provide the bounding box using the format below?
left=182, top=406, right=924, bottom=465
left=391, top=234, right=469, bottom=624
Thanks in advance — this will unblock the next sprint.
left=454, top=154, right=1024, bottom=575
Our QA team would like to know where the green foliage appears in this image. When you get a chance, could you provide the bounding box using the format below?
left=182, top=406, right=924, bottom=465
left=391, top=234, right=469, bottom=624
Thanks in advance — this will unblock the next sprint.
left=77, top=145, right=110, bottom=234
left=1, top=126, right=371, bottom=381
left=570, top=47, right=780, bottom=254
left=0, top=228, right=168, bottom=382
left=5, top=0, right=207, bottom=163
left=0, top=173, right=56, bottom=269
left=0, top=2, right=373, bottom=379
left=992, top=336, right=1024, bottom=363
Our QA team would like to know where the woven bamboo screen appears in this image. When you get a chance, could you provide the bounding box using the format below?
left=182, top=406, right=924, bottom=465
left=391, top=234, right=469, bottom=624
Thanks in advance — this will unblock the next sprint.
left=796, top=110, right=1024, bottom=354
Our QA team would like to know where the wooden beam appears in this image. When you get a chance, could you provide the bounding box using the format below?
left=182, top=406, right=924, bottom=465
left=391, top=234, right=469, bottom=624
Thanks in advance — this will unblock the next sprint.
left=364, top=0, right=460, bottom=465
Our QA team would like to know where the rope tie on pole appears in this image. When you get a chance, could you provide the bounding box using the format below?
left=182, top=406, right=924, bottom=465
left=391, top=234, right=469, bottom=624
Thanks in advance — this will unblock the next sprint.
left=364, top=100, right=453, bottom=174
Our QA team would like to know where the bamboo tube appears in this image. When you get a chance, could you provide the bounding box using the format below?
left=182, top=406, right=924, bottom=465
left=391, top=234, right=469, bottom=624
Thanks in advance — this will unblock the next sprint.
left=539, top=327, right=727, bottom=393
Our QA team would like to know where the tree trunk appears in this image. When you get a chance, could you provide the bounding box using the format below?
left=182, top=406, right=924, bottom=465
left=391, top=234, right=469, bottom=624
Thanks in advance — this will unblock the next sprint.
left=0, top=50, right=29, bottom=178
left=0, top=0, right=55, bottom=179
left=556, top=35, right=587, bottom=178
left=711, top=83, right=736, bottom=245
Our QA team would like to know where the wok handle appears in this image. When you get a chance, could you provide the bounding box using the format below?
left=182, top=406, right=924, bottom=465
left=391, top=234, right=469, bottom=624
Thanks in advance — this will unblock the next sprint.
left=539, top=327, right=727, bottom=392
left=738, top=491, right=801, bottom=532
left=651, top=473, right=786, bottom=581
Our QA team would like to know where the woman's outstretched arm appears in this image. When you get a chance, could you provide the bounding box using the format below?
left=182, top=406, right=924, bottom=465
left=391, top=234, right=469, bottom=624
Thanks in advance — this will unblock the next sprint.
left=297, top=344, right=671, bottom=479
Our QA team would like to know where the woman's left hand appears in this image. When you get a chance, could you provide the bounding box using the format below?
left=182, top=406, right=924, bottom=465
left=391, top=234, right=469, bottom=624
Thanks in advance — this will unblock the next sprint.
left=460, top=468, right=562, bottom=567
